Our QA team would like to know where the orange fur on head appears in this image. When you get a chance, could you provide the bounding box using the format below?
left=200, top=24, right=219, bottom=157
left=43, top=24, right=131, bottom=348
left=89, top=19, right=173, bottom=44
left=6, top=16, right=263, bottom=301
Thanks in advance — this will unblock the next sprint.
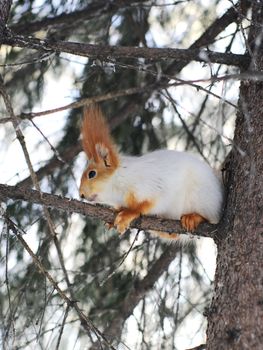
left=81, top=104, right=119, bottom=169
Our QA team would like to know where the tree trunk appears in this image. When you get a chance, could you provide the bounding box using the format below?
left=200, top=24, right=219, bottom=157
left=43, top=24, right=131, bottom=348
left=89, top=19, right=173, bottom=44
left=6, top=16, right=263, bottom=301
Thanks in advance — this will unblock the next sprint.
left=0, top=0, right=12, bottom=42
left=206, top=3, right=263, bottom=349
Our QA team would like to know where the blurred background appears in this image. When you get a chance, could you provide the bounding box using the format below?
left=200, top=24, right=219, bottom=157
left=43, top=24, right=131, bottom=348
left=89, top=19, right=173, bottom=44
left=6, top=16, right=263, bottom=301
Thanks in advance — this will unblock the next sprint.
left=0, top=0, right=248, bottom=349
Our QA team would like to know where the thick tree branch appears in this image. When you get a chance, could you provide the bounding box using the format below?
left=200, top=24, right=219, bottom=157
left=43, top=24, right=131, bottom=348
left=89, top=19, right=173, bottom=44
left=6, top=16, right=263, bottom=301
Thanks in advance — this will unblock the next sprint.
left=3, top=33, right=250, bottom=68
left=0, top=183, right=219, bottom=239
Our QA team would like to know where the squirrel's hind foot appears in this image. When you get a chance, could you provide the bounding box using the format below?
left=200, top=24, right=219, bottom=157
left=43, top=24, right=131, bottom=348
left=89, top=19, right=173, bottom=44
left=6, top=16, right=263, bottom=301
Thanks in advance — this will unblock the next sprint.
left=180, top=213, right=206, bottom=231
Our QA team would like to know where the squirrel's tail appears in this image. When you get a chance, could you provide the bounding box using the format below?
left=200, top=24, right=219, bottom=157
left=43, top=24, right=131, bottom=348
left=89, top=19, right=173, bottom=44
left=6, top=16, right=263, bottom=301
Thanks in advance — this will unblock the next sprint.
left=81, top=104, right=119, bottom=168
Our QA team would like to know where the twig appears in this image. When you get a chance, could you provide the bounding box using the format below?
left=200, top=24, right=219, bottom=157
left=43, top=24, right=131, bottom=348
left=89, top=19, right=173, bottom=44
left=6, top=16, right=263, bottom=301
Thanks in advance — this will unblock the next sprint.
left=99, top=229, right=141, bottom=286
left=0, top=84, right=158, bottom=124
left=55, top=304, right=70, bottom=350
left=0, top=73, right=241, bottom=125
left=5, top=217, right=71, bottom=305
left=4, top=215, right=117, bottom=350
left=0, top=81, right=117, bottom=348
left=0, top=82, right=39, bottom=188
left=0, top=79, right=57, bottom=238
left=89, top=243, right=181, bottom=350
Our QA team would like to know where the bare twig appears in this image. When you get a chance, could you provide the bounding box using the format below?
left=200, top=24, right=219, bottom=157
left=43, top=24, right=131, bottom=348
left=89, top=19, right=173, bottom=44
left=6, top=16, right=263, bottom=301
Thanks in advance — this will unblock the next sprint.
left=0, top=82, right=39, bottom=187
left=4, top=215, right=117, bottom=350
left=89, top=243, right=181, bottom=350
left=0, top=80, right=117, bottom=348
left=100, top=229, right=141, bottom=287
left=1, top=70, right=248, bottom=125
left=55, top=304, right=70, bottom=350
left=0, top=84, right=159, bottom=124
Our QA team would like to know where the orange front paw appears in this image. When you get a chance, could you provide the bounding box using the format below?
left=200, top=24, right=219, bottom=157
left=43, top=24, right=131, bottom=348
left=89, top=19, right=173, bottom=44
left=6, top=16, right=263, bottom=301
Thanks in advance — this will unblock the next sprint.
left=114, top=210, right=135, bottom=234
left=180, top=213, right=205, bottom=231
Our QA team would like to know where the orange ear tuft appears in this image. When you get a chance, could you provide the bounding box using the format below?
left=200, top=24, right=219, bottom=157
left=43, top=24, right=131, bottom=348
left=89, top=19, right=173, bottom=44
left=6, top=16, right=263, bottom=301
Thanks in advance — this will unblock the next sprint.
left=81, top=104, right=119, bottom=169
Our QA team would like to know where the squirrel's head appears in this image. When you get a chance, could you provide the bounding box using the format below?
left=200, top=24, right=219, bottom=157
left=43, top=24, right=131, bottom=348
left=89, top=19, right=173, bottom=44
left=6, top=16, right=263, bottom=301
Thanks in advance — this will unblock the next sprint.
left=79, top=145, right=118, bottom=202
left=79, top=105, right=119, bottom=202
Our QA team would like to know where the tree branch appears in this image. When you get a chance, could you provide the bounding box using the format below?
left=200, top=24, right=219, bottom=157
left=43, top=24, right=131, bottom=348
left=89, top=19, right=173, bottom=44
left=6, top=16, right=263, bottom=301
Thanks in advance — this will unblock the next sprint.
left=0, top=83, right=164, bottom=124
left=3, top=2, right=250, bottom=191
left=0, top=183, right=219, bottom=239
left=3, top=32, right=250, bottom=68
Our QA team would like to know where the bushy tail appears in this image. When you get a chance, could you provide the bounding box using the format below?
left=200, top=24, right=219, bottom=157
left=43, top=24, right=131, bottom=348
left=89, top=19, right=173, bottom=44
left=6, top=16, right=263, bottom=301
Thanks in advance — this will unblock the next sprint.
left=81, top=104, right=119, bottom=168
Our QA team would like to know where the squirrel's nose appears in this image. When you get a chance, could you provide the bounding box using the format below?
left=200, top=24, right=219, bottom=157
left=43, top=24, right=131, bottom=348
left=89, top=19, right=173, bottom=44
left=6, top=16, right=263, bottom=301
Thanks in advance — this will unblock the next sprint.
left=80, top=193, right=85, bottom=199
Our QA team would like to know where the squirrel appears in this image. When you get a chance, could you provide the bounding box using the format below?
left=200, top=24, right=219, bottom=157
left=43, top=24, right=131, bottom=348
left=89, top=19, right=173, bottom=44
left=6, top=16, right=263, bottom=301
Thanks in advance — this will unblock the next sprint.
left=79, top=104, right=223, bottom=240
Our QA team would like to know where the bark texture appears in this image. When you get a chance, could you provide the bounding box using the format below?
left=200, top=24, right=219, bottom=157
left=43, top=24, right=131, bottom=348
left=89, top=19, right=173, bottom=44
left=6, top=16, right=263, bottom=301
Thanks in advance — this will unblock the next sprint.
left=0, top=183, right=218, bottom=238
left=206, top=3, right=263, bottom=349
left=0, top=0, right=12, bottom=42
left=3, top=33, right=249, bottom=67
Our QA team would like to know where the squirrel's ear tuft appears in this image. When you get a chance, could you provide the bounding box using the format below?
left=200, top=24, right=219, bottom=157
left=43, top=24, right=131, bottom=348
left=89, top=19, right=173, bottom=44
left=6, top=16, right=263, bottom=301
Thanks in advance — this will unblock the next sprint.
left=81, top=104, right=119, bottom=169
left=95, top=143, right=111, bottom=167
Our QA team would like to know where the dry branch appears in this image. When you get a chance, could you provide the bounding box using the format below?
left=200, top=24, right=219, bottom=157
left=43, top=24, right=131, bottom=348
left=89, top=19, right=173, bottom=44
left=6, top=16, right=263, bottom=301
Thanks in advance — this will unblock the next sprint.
left=0, top=183, right=219, bottom=239
left=3, top=33, right=250, bottom=68
left=0, top=83, right=163, bottom=124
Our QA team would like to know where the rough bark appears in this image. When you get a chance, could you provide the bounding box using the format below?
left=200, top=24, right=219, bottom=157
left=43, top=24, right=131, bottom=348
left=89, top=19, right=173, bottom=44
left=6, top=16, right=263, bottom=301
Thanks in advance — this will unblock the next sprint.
left=3, top=33, right=250, bottom=68
left=0, top=183, right=218, bottom=238
left=206, top=3, right=263, bottom=349
left=0, top=0, right=12, bottom=43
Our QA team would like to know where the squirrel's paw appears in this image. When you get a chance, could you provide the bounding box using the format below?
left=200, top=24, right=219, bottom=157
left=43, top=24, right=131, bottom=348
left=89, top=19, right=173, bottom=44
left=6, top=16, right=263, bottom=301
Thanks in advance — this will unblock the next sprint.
left=180, top=213, right=205, bottom=231
left=114, top=210, right=136, bottom=234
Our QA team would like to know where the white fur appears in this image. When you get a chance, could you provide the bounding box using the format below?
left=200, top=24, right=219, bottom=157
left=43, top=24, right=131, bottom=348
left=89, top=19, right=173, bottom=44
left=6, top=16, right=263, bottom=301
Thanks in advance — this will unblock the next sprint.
left=92, top=150, right=223, bottom=223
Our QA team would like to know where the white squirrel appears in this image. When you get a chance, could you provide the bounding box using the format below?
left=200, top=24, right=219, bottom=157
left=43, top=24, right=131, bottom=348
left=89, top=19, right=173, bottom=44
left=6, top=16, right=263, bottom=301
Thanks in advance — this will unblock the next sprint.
left=79, top=104, right=223, bottom=239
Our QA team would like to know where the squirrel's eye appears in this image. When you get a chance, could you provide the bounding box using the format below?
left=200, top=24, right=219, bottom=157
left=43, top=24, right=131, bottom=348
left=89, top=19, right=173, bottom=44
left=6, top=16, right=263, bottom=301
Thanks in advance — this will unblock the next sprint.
left=88, top=170, right=97, bottom=179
